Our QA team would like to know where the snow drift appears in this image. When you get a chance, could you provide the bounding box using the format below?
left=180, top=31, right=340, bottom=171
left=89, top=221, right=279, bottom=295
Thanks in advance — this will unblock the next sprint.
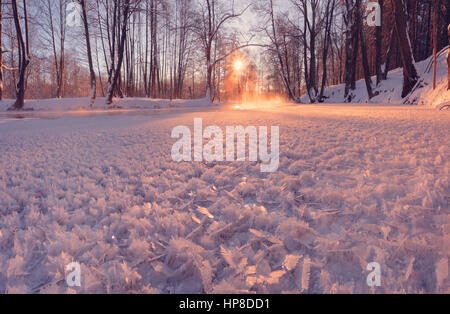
left=301, top=48, right=450, bottom=109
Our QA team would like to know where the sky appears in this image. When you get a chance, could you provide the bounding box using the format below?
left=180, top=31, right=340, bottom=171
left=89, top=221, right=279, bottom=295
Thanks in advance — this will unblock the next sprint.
left=227, top=0, right=297, bottom=68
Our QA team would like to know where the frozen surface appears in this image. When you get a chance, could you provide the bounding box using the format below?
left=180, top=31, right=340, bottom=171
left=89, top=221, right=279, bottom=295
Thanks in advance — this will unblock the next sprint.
left=0, top=104, right=449, bottom=294
left=0, top=96, right=213, bottom=113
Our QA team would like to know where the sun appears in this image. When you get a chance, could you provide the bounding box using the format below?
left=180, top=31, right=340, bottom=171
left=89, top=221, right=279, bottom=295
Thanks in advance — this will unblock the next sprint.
left=234, top=60, right=244, bottom=72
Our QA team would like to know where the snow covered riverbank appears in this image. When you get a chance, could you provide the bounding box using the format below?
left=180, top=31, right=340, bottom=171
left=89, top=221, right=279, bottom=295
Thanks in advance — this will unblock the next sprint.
left=0, top=97, right=214, bottom=113
left=300, top=48, right=450, bottom=109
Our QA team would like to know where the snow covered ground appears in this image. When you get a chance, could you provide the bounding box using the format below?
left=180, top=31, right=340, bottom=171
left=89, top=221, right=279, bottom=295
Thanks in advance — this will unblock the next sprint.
left=301, top=47, right=450, bottom=109
left=0, top=96, right=213, bottom=113
left=0, top=102, right=448, bottom=294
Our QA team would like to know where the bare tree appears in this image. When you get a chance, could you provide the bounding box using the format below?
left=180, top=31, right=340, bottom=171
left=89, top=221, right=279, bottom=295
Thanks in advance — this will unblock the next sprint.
left=343, top=0, right=358, bottom=102
left=448, top=24, right=450, bottom=90
left=291, top=0, right=321, bottom=102
left=38, top=0, right=67, bottom=99
left=382, top=26, right=396, bottom=80
left=432, top=0, right=440, bottom=90
left=0, top=0, right=3, bottom=101
left=78, top=0, right=96, bottom=106
left=375, top=0, right=383, bottom=85
left=149, top=0, right=160, bottom=98
left=393, top=0, right=419, bottom=97
left=173, top=0, right=193, bottom=99
left=256, top=0, right=296, bottom=101
left=31, top=0, right=66, bottom=98
left=105, top=0, right=133, bottom=105
left=194, top=0, right=254, bottom=102
left=356, top=0, right=375, bottom=99
left=8, top=0, right=31, bottom=110
left=318, top=0, right=337, bottom=102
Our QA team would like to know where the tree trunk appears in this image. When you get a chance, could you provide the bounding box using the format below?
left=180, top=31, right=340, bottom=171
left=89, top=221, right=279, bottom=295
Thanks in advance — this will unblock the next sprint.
left=309, top=27, right=317, bottom=99
left=318, top=0, right=336, bottom=102
left=411, top=0, right=419, bottom=59
left=375, top=0, right=383, bottom=85
left=393, top=0, right=419, bottom=98
left=0, top=0, right=3, bottom=101
left=350, top=10, right=359, bottom=91
left=425, top=2, right=432, bottom=59
left=300, top=0, right=318, bottom=102
left=303, top=8, right=311, bottom=101
left=47, top=0, right=63, bottom=99
left=382, top=26, right=396, bottom=80
left=448, top=24, right=450, bottom=90
left=149, top=0, right=159, bottom=98
left=94, top=36, right=105, bottom=96
left=344, top=0, right=357, bottom=101
left=357, top=0, right=374, bottom=99
left=432, top=0, right=440, bottom=90
left=144, top=0, right=149, bottom=97
left=106, top=0, right=131, bottom=105
left=79, top=0, right=96, bottom=107
left=58, top=0, right=65, bottom=99
left=9, top=0, right=30, bottom=111
left=205, top=39, right=214, bottom=101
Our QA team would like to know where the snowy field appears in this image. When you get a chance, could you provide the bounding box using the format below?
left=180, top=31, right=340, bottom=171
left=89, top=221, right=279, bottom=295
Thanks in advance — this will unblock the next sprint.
left=0, top=103, right=449, bottom=294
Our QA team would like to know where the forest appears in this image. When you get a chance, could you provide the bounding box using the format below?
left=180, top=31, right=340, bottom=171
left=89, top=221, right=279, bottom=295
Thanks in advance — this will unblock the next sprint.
left=0, top=0, right=449, bottom=109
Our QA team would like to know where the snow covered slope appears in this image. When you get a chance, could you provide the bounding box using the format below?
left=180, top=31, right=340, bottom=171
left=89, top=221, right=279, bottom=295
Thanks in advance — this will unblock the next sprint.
left=301, top=48, right=450, bottom=108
